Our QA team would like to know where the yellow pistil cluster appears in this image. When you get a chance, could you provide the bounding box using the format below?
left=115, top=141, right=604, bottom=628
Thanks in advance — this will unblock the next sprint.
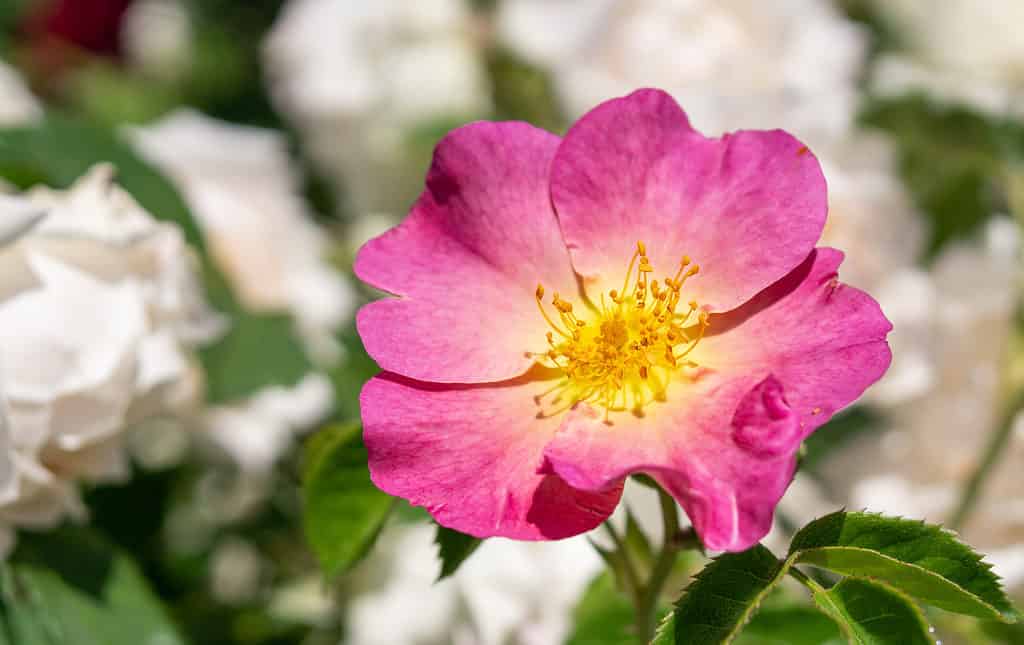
left=532, top=242, right=709, bottom=421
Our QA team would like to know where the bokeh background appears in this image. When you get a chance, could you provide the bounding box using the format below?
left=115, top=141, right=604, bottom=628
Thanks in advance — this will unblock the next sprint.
left=0, top=0, right=1023, bottom=643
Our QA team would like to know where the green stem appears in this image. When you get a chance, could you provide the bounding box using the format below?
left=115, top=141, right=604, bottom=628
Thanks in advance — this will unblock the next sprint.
left=603, top=520, right=642, bottom=598
left=635, top=488, right=684, bottom=644
left=949, top=388, right=1024, bottom=531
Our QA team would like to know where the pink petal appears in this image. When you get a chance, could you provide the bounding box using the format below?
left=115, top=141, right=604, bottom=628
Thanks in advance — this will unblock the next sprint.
left=355, top=122, right=579, bottom=383
left=550, top=89, right=827, bottom=312
left=542, top=249, right=891, bottom=551
left=361, top=370, right=622, bottom=540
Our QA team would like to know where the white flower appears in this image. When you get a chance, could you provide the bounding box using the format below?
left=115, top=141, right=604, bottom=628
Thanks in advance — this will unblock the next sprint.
left=203, top=373, right=334, bottom=474
left=348, top=523, right=601, bottom=645
left=498, top=0, right=866, bottom=139
left=263, top=0, right=491, bottom=215
left=127, top=109, right=355, bottom=365
left=0, top=62, right=42, bottom=127
left=869, top=0, right=1024, bottom=116
left=120, top=0, right=193, bottom=81
left=0, top=165, right=222, bottom=555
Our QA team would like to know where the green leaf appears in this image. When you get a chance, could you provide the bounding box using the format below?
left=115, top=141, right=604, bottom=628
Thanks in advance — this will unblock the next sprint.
left=652, top=544, right=785, bottom=645
left=435, top=526, right=482, bottom=581
left=1, top=527, right=186, bottom=645
left=734, top=606, right=843, bottom=645
left=302, top=423, right=394, bottom=577
left=198, top=313, right=312, bottom=404
left=565, top=572, right=634, bottom=645
left=812, top=578, right=932, bottom=645
left=789, top=511, right=1018, bottom=622
left=859, top=95, right=1024, bottom=258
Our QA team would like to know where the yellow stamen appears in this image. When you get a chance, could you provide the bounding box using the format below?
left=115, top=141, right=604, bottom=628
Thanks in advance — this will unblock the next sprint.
left=531, top=243, right=710, bottom=420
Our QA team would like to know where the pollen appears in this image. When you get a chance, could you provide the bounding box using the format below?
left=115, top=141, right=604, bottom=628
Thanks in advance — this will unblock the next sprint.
left=531, top=242, right=709, bottom=422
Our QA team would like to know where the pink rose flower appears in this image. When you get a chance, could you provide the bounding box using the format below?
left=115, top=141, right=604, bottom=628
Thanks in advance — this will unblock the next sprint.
left=355, top=89, right=892, bottom=552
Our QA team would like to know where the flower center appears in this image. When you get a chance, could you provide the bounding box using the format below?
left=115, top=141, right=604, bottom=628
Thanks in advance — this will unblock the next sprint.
left=532, top=242, right=709, bottom=422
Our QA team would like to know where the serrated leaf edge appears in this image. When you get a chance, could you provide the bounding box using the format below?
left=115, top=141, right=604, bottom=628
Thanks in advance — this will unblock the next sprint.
left=793, top=545, right=1007, bottom=621
left=787, top=510, right=1018, bottom=623
left=653, top=545, right=788, bottom=645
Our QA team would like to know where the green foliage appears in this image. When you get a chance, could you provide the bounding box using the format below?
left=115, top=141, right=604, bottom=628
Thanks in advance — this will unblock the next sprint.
left=789, top=511, right=1018, bottom=622
left=302, top=424, right=394, bottom=578
left=652, top=545, right=785, bottom=645
left=486, top=47, right=566, bottom=134
left=566, top=573, right=635, bottom=645
left=435, top=526, right=482, bottom=581
left=0, top=527, right=186, bottom=645
left=198, top=313, right=311, bottom=404
left=655, top=512, right=1019, bottom=645
left=812, top=578, right=932, bottom=645
left=734, top=607, right=843, bottom=645
left=860, top=95, right=1024, bottom=258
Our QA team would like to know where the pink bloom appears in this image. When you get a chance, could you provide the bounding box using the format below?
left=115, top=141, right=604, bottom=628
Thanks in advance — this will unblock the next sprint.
left=356, top=89, right=891, bottom=552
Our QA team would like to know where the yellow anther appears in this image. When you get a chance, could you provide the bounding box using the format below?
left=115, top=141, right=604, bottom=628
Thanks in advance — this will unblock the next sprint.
left=529, top=244, right=707, bottom=420
left=688, top=265, right=700, bottom=276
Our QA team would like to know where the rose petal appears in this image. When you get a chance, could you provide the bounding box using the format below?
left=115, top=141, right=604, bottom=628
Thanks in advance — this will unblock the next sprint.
left=355, top=121, right=580, bottom=383
left=361, top=370, right=622, bottom=540
left=550, top=88, right=827, bottom=312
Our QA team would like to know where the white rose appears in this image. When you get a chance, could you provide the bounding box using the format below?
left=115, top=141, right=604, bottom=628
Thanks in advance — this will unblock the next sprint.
left=869, top=0, right=1024, bottom=116
left=0, top=165, right=222, bottom=555
left=127, top=111, right=346, bottom=471
left=263, top=0, right=491, bottom=216
left=347, top=523, right=601, bottom=645
left=498, top=0, right=866, bottom=140
left=203, top=373, right=334, bottom=474
left=127, top=109, right=355, bottom=366
left=0, top=62, right=42, bottom=127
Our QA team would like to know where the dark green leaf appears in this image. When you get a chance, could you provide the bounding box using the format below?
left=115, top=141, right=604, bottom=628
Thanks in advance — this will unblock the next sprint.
left=565, top=573, right=634, bottom=645
left=789, top=511, right=1018, bottom=622
left=303, top=424, right=394, bottom=577
left=1, top=527, right=186, bottom=645
left=812, top=578, right=932, bottom=645
left=652, top=544, right=785, bottom=645
left=198, top=313, right=312, bottom=404
left=435, top=526, right=482, bottom=581
left=734, top=606, right=843, bottom=645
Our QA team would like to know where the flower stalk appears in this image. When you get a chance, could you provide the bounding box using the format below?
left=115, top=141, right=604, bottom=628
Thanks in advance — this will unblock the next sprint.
left=633, top=488, right=693, bottom=644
